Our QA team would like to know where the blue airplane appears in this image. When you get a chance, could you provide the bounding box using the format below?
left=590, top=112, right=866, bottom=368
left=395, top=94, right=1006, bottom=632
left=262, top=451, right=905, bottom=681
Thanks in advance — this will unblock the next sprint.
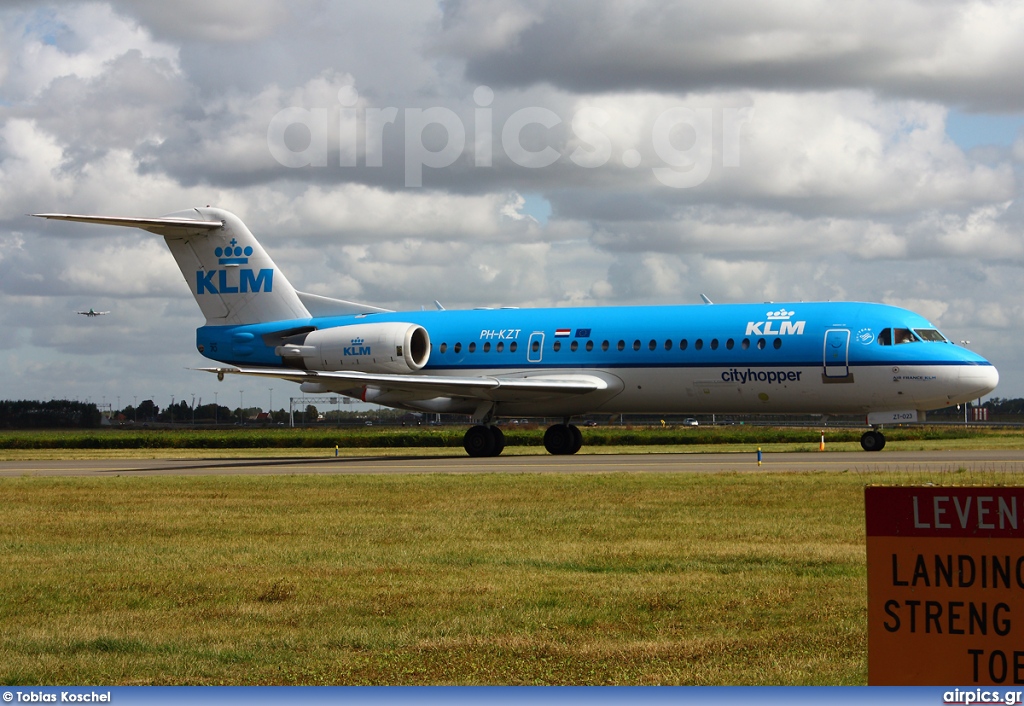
left=34, top=207, right=999, bottom=456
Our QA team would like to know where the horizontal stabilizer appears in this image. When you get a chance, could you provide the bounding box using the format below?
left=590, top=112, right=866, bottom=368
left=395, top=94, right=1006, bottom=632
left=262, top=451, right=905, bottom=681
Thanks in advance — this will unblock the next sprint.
left=32, top=212, right=223, bottom=236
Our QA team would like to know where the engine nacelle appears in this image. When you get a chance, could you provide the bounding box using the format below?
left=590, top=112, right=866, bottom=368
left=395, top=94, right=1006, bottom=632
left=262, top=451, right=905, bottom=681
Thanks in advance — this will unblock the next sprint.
left=278, top=322, right=430, bottom=374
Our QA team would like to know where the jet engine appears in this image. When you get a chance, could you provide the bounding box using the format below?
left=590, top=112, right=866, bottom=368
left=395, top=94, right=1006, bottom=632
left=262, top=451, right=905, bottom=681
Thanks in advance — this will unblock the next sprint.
left=276, top=322, right=430, bottom=374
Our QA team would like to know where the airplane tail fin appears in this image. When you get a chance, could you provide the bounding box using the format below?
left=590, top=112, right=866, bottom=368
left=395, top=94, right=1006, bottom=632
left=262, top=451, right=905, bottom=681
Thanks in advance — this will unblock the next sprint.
left=161, top=207, right=312, bottom=325
left=33, top=207, right=387, bottom=326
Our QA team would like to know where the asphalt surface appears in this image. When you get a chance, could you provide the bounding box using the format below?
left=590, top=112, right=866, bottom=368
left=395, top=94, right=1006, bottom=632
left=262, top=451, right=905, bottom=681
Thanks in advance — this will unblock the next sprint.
left=2, top=449, right=1024, bottom=477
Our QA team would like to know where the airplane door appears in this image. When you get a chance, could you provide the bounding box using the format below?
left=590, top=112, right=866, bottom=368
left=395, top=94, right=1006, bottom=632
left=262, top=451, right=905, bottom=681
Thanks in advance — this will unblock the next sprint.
left=527, top=331, right=544, bottom=363
left=823, top=329, right=850, bottom=378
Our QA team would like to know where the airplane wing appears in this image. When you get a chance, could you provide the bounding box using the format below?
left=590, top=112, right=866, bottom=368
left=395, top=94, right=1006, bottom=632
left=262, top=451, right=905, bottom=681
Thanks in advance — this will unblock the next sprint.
left=197, top=366, right=615, bottom=403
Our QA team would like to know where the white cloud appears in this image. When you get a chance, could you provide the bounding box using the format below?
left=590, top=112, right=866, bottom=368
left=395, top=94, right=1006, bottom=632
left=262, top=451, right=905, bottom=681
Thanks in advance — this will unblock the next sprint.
left=1, top=3, right=178, bottom=101
left=438, top=0, right=542, bottom=55
left=116, top=0, right=291, bottom=42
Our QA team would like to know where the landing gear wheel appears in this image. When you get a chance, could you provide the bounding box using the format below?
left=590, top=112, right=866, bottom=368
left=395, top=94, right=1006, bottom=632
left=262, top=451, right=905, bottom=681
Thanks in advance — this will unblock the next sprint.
left=860, top=430, right=886, bottom=452
left=544, top=424, right=583, bottom=455
left=569, top=424, right=583, bottom=454
left=490, top=425, right=506, bottom=455
left=464, top=424, right=496, bottom=457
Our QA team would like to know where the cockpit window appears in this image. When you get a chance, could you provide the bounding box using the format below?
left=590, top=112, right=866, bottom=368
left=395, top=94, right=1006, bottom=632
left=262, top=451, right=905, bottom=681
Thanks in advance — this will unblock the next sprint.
left=878, top=327, right=919, bottom=346
left=914, top=328, right=947, bottom=342
left=894, top=328, right=916, bottom=344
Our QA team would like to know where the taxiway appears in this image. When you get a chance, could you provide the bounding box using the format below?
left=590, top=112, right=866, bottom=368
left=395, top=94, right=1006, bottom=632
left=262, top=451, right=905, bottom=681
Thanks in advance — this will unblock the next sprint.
left=2, top=450, right=1023, bottom=477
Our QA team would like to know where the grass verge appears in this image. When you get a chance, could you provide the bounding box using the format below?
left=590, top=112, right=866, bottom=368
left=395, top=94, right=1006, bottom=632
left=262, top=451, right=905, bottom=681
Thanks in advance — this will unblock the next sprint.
left=2, top=425, right=1019, bottom=451
left=2, top=437, right=1023, bottom=460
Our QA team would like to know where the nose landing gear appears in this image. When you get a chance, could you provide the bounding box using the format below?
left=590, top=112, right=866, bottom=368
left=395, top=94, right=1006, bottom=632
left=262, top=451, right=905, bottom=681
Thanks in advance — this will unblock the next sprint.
left=860, top=429, right=886, bottom=451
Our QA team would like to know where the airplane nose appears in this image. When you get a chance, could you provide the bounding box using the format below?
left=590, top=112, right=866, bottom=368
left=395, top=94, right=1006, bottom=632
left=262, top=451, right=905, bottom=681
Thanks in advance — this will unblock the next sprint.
left=959, top=364, right=999, bottom=400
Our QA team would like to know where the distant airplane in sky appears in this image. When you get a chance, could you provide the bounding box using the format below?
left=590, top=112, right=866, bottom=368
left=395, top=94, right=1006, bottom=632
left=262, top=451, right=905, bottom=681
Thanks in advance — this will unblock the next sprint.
left=77, top=308, right=110, bottom=317
left=35, top=208, right=999, bottom=456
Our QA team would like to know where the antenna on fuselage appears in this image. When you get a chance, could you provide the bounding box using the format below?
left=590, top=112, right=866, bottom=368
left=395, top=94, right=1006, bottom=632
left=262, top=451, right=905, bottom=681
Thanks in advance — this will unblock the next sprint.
left=700, top=294, right=713, bottom=304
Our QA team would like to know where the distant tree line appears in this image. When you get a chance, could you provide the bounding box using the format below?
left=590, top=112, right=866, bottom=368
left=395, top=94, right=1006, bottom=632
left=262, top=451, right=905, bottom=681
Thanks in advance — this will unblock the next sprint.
left=928, top=397, right=1024, bottom=419
left=984, top=398, right=1024, bottom=416
left=0, top=400, right=102, bottom=428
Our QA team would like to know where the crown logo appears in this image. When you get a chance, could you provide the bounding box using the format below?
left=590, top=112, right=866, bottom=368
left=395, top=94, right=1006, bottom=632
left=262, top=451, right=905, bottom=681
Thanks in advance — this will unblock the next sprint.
left=766, top=309, right=795, bottom=320
left=215, top=238, right=253, bottom=265
left=351, top=337, right=365, bottom=345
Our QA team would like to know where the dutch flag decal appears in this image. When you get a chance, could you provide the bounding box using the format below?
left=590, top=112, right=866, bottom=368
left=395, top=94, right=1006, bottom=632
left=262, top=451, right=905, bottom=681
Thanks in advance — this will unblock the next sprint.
left=555, top=328, right=571, bottom=337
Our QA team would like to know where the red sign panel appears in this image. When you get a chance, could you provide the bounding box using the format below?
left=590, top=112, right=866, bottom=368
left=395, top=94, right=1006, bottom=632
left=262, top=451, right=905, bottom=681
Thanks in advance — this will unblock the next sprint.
left=866, top=486, right=1024, bottom=685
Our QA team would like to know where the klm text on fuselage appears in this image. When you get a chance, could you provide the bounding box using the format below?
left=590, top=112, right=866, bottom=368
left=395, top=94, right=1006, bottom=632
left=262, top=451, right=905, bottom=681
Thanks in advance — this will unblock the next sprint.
left=744, top=320, right=805, bottom=336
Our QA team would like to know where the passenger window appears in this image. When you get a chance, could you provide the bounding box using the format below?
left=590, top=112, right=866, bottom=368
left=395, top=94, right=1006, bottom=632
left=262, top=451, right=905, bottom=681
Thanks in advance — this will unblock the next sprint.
left=531, top=341, right=539, bottom=353
left=553, top=341, right=561, bottom=352
left=483, top=342, right=491, bottom=353
left=741, top=338, right=750, bottom=350
left=710, top=339, right=719, bottom=350
left=510, top=342, right=517, bottom=353
left=454, top=343, right=462, bottom=353
left=497, top=342, right=504, bottom=352
left=773, top=338, right=782, bottom=349
left=571, top=341, right=579, bottom=352
left=601, top=340, right=609, bottom=351
left=633, top=340, right=641, bottom=351
left=757, top=338, right=766, bottom=350
left=617, top=340, right=625, bottom=351
left=726, top=339, right=734, bottom=350
left=648, top=340, right=657, bottom=351
left=695, top=339, right=703, bottom=350
left=679, top=339, right=688, bottom=350
left=469, top=342, right=476, bottom=353
left=664, top=340, right=672, bottom=351
left=586, top=340, right=594, bottom=352
left=440, top=343, right=448, bottom=354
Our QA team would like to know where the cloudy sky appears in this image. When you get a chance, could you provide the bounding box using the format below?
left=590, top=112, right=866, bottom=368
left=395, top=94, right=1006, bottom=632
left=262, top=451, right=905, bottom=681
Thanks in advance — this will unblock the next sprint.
left=2, top=0, right=1024, bottom=412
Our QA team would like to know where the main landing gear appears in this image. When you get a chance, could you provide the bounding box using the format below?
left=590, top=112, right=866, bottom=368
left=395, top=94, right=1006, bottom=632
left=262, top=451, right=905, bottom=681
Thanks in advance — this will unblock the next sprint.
left=543, top=423, right=583, bottom=455
left=461, top=422, right=584, bottom=457
left=463, top=424, right=505, bottom=457
left=860, top=429, right=887, bottom=451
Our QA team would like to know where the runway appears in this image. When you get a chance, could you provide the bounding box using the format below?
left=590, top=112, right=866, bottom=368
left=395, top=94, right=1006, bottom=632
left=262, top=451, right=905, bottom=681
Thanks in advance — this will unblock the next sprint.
left=3, top=449, right=1024, bottom=477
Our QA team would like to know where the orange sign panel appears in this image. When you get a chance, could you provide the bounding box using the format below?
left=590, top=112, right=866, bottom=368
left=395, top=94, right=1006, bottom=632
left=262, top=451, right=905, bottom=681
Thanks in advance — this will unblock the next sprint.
left=867, top=486, right=1024, bottom=685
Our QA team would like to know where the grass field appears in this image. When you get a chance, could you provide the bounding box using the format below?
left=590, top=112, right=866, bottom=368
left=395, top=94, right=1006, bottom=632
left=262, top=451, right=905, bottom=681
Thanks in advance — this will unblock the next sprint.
left=2, top=467, right=1018, bottom=685
left=3, top=426, right=1022, bottom=684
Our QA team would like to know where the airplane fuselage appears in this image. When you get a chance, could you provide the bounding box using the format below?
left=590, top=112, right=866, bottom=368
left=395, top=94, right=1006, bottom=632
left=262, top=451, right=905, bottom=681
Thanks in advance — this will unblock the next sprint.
left=195, top=301, right=996, bottom=419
